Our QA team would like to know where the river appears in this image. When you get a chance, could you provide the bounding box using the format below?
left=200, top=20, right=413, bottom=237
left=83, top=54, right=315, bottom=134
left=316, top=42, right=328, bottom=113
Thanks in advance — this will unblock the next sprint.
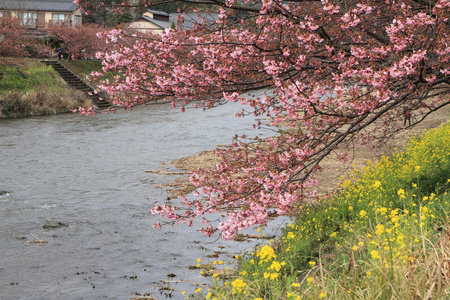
left=0, top=102, right=289, bottom=300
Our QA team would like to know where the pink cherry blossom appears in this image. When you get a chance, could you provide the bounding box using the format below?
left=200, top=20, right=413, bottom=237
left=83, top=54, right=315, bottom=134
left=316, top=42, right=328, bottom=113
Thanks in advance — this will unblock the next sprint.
left=75, top=0, right=450, bottom=239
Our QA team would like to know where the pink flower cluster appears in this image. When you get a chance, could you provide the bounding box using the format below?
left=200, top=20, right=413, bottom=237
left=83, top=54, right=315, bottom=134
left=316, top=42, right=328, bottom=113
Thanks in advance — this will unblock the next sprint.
left=75, top=0, right=450, bottom=239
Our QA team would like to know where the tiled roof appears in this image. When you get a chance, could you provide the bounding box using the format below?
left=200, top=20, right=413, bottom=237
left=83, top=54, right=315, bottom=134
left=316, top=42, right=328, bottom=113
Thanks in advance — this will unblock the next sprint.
left=147, top=10, right=170, bottom=17
left=138, top=15, right=172, bottom=29
left=0, top=0, right=78, bottom=12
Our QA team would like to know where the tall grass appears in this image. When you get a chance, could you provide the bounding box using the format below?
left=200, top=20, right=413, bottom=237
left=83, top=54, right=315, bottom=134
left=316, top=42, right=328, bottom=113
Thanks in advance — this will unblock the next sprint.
left=0, top=88, right=92, bottom=117
left=200, top=122, right=450, bottom=300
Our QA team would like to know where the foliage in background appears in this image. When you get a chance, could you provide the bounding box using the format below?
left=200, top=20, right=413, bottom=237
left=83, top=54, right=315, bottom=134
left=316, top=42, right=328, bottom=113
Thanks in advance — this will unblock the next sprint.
left=204, top=122, right=450, bottom=299
left=0, top=16, right=27, bottom=58
left=80, top=0, right=135, bottom=26
left=47, top=24, right=109, bottom=59
left=0, top=16, right=54, bottom=60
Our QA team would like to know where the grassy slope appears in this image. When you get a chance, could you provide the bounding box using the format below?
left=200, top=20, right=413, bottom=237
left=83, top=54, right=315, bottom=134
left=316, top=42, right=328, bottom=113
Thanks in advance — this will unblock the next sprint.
left=200, top=122, right=450, bottom=300
left=64, top=60, right=110, bottom=88
left=0, top=58, right=92, bottom=117
left=64, top=60, right=103, bottom=81
left=0, top=58, right=66, bottom=93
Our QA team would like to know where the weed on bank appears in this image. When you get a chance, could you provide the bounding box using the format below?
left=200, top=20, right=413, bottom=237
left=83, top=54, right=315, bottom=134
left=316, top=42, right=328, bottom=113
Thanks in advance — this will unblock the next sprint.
left=0, top=58, right=92, bottom=117
left=194, top=122, right=450, bottom=299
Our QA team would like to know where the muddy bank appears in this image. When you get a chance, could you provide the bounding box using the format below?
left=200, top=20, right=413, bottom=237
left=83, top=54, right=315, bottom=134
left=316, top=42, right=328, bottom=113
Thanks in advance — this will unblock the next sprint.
left=154, top=103, right=450, bottom=202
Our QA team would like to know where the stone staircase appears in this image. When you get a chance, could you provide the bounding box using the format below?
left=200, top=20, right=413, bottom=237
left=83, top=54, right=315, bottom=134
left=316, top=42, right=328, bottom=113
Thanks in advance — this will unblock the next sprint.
left=41, top=60, right=110, bottom=109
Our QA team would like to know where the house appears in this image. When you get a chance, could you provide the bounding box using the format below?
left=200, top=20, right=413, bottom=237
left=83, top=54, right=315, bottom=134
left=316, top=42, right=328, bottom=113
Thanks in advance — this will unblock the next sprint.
left=128, top=10, right=172, bottom=35
left=128, top=10, right=219, bottom=35
left=0, top=0, right=82, bottom=29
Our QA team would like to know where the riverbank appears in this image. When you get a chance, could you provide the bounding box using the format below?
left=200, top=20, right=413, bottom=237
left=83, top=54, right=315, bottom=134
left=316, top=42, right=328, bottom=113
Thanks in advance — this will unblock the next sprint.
left=155, top=101, right=449, bottom=299
left=209, top=120, right=450, bottom=299
left=158, top=101, right=450, bottom=205
left=0, top=58, right=95, bottom=118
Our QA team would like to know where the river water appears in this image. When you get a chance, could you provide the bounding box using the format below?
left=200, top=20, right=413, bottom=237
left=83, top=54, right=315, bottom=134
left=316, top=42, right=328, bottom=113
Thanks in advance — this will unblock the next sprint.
left=0, top=102, right=289, bottom=300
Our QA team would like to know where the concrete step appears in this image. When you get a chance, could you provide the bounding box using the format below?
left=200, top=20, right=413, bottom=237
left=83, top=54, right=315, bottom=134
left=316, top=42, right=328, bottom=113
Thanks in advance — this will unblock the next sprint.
left=41, top=59, right=110, bottom=110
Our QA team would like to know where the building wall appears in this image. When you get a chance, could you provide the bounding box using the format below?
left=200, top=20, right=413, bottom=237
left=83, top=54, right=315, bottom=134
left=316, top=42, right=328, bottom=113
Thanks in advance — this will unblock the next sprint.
left=0, top=9, right=82, bottom=27
left=128, top=20, right=164, bottom=35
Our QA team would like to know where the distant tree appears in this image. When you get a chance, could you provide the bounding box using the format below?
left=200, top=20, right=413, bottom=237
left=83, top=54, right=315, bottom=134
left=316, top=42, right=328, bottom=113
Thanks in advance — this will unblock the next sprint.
left=77, top=0, right=450, bottom=240
left=80, top=0, right=135, bottom=25
left=150, top=1, right=197, bottom=13
left=105, top=10, right=132, bottom=27
left=0, top=15, right=27, bottom=58
left=47, top=23, right=108, bottom=59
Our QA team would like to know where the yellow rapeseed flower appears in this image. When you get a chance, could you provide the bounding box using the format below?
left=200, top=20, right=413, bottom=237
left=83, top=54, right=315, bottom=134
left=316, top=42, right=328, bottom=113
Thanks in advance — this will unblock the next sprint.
left=270, top=261, right=282, bottom=271
left=373, top=181, right=382, bottom=189
left=231, top=278, right=247, bottom=293
left=376, top=207, right=387, bottom=215
left=375, top=224, right=385, bottom=236
left=370, top=250, right=380, bottom=260
left=257, top=245, right=276, bottom=262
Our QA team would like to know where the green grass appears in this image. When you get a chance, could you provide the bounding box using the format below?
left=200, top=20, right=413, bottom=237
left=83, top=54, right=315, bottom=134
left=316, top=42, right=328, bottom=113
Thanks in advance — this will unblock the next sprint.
left=196, top=121, right=450, bottom=300
left=0, top=58, right=93, bottom=117
left=64, top=60, right=103, bottom=79
left=64, top=60, right=111, bottom=87
left=0, top=58, right=65, bottom=93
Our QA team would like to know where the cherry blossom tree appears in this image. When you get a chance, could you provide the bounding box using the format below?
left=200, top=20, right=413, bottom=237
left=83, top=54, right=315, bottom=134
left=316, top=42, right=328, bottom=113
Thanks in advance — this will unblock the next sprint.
left=47, top=23, right=108, bottom=59
left=77, top=0, right=450, bottom=239
left=0, top=15, right=27, bottom=58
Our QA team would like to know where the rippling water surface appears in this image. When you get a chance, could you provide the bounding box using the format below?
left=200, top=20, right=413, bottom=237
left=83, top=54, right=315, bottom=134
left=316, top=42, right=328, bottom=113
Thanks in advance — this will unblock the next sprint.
left=0, top=101, right=288, bottom=300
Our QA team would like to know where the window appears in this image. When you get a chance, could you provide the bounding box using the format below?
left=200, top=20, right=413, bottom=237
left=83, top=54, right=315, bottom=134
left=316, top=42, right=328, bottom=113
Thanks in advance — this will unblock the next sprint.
left=18, top=12, right=37, bottom=27
left=74, top=15, right=81, bottom=26
left=52, top=13, right=71, bottom=25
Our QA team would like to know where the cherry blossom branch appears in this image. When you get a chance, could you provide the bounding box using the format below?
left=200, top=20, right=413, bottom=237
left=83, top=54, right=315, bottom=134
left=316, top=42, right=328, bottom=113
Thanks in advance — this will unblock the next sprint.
left=75, top=0, right=450, bottom=239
